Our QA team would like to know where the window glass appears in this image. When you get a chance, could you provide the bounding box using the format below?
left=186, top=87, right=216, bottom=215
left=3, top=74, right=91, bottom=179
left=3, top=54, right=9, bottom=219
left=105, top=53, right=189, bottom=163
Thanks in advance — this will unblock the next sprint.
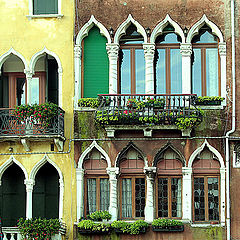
left=158, top=178, right=168, bottom=217
left=16, top=78, right=26, bottom=106
left=194, top=177, right=205, bottom=221
left=170, top=49, right=182, bottom=94
left=193, top=30, right=218, bottom=44
left=171, top=178, right=182, bottom=217
left=135, top=178, right=145, bottom=217
left=87, top=178, right=97, bottom=214
left=30, top=77, right=40, bottom=104
left=208, top=177, right=219, bottom=221
left=33, top=0, right=58, bottom=15
left=135, top=49, right=145, bottom=94
left=192, top=49, right=202, bottom=96
left=122, top=178, right=132, bottom=218
left=120, top=49, right=131, bottom=94
left=206, top=48, right=218, bottom=96
left=100, top=179, right=110, bottom=211
left=156, top=49, right=166, bottom=94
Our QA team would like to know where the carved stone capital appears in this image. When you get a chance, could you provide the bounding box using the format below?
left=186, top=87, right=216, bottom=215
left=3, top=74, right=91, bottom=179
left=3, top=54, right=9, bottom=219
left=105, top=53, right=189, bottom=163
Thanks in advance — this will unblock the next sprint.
left=219, top=43, right=226, bottom=56
left=76, top=168, right=85, bottom=177
left=182, top=167, right=192, bottom=176
left=106, top=43, right=119, bottom=58
left=143, top=44, right=155, bottom=58
left=144, top=167, right=156, bottom=179
left=107, top=167, right=119, bottom=180
left=180, top=43, right=192, bottom=57
left=24, top=179, right=35, bottom=191
left=24, top=69, right=33, bottom=79
left=74, top=45, right=82, bottom=58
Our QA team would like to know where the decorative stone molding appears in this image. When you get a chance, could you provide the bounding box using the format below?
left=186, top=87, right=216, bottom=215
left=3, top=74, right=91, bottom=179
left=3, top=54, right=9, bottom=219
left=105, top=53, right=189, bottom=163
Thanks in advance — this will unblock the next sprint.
left=74, top=45, right=82, bottom=59
left=24, top=179, right=35, bottom=192
left=106, top=43, right=119, bottom=58
left=21, top=139, right=30, bottom=152
left=233, top=144, right=240, bottom=168
left=219, top=42, right=226, bottom=56
left=107, top=167, right=119, bottom=221
left=25, top=179, right=35, bottom=219
left=76, top=168, right=85, bottom=221
left=180, top=43, right=192, bottom=57
left=143, top=44, right=155, bottom=58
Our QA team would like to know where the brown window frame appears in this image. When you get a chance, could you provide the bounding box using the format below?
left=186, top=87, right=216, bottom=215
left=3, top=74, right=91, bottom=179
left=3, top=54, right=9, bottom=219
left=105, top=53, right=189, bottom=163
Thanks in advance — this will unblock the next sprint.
left=155, top=43, right=181, bottom=94
left=3, top=71, right=46, bottom=108
left=192, top=43, right=220, bottom=96
left=119, top=175, right=146, bottom=219
left=118, top=44, right=143, bottom=94
left=156, top=176, right=182, bottom=219
left=84, top=175, right=109, bottom=217
left=192, top=175, right=220, bottom=223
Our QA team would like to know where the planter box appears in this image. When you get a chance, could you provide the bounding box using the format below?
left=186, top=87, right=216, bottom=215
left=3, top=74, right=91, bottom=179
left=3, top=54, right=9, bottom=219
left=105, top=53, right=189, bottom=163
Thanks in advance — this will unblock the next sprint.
left=78, top=228, right=110, bottom=235
left=114, top=227, right=147, bottom=234
left=195, top=100, right=222, bottom=106
left=152, top=225, right=184, bottom=232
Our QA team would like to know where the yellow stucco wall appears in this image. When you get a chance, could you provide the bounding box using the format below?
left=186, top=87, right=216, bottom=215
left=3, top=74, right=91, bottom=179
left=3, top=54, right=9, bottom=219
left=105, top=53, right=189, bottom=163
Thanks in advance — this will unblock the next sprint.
left=0, top=0, right=75, bottom=239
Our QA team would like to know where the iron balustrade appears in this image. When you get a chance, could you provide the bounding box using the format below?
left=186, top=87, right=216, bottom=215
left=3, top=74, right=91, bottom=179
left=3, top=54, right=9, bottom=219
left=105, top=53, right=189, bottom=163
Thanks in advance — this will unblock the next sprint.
left=96, top=94, right=201, bottom=126
left=0, top=108, right=65, bottom=138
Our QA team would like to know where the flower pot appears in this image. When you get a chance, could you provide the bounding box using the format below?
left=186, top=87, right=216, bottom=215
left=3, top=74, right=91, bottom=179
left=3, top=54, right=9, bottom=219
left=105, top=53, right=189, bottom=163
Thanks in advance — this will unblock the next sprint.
left=152, top=225, right=184, bottom=232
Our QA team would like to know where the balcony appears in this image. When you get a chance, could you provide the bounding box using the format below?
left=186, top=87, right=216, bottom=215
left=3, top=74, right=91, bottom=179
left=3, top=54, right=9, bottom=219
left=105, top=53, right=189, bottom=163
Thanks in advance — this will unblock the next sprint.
left=0, top=107, right=65, bottom=151
left=96, top=94, right=202, bottom=137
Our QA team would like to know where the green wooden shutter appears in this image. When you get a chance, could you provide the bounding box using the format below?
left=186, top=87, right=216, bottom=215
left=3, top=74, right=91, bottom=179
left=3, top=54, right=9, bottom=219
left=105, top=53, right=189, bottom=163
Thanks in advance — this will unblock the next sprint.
left=33, top=163, right=59, bottom=219
left=0, top=164, right=26, bottom=227
left=83, top=27, right=109, bottom=98
left=33, top=0, right=58, bottom=15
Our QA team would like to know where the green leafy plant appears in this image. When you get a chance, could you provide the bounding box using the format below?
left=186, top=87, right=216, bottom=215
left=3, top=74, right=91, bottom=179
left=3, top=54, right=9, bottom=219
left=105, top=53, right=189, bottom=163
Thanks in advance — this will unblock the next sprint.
left=195, top=96, right=224, bottom=105
left=175, top=116, right=202, bottom=129
left=111, top=220, right=148, bottom=235
left=152, top=218, right=183, bottom=228
left=88, top=210, right=112, bottom=221
left=78, top=98, right=100, bottom=108
left=13, top=102, right=61, bottom=127
left=17, top=217, right=61, bottom=240
left=78, top=220, right=111, bottom=233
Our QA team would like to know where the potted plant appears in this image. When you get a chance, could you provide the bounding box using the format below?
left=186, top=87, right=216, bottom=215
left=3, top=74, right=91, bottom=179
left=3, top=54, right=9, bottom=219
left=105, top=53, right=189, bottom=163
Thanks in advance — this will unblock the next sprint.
left=87, top=210, right=112, bottom=221
left=194, top=96, right=224, bottom=105
left=78, top=220, right=111, bottom=235
left=78, top=98, right=100, bottom=108
left=111, top=220, right=148, bottom=235
left=17, top=217, right=61, bottom=240
left=151, top=218, right=184, bottom=232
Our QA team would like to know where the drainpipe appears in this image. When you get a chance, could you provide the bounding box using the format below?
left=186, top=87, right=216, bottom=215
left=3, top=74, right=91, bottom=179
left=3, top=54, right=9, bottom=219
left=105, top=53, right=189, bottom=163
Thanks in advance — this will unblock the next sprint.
left=226, top=0, right=235, bottom=239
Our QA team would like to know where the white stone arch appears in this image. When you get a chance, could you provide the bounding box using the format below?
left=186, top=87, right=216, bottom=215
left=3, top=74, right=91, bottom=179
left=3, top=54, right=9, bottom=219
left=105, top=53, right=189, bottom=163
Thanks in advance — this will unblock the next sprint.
left=114, top=14, right=147, bottom=44
left=0, top=156, right=28, bottom=183
left=29, top=154, right=64, bottom=219
left=76, top=15, right=111, bottom=45
left=78, top=140, right=111, bottom=169
left=150, top=14, right=185, bottom=43
left=0, top=48, right=28, bottom=73
left=186, top=14, right=224, bottom=43
left=188, top=139, right=224, bottom=168
left=29, top=47, right=63, bottom=107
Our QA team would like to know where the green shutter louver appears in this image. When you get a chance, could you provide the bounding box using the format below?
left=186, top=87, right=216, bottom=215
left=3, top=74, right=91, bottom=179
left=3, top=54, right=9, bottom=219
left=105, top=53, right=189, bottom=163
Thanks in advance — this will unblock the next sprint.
left=33, top=0, right=58, bottom=15
left=83, top=27, right=109, bottom=98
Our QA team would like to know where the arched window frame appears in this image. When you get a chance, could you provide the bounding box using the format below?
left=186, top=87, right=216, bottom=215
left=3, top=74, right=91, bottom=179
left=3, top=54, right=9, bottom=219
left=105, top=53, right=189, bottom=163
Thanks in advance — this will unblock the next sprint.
left=188, top=140, right=226, bottom=225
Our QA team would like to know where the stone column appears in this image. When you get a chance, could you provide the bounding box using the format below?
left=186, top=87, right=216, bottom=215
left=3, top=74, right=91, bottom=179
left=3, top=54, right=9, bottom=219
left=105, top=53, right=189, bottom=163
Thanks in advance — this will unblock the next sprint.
left=220, top=167, right=226, bottom=225
left=182, top=167, right=192, bottom=221
left=76, top=168, right=84, bottom=221
left=219, top=43, right=227, bottom=105
left=143, top=44, right=155, bottom=94
left=144, top=167, right=156, bottom=222
left=107, top=167, right=119, bottom=221
left=58, top=67, right=63, bottom=108
left=106, top=43, right=119, bottom=94
left=24, top=69, right=33, bottom=104
left=74, top=45, right=82, bottom=108
left=59, top=179, right=64, bottom=220
left=180, top=43, right=192, bottom=94
left=24, top=179, right=35, bottom=219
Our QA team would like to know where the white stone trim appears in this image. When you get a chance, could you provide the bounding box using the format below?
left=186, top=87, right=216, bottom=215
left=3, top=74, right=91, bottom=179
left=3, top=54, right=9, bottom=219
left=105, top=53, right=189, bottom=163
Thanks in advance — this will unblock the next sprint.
left=76, top=15, right=111, bottom=45
left=29, top=154, right=64, bottom=219
left=220, top=167, right=226, bottom=225
left=28, top=0, right=62, bottom=16
left=78, top=140, right=111, bottom=168
left=76, top=168, right=84, bottom=221
left=150, top=14, right=185, bottom=43
left=25, top=179, right=35, bottom=219
left=74, top=45, right=82, bottom=108
left=186, top=14, right=224, bottom=43
left=219, top=42, right=227, bottom=106
left=0, top=48, right=28, bottom=73
left=106, top=43, right=119, bottom=94
left=188, top=139, right=225, bottom=168
left=0, top=156, right=28, bottom=183
left=106, top=167, right=119, bottom=221
left=114, top=14, right=147, bottom=44
left=29, top=47, right=63, bottom=107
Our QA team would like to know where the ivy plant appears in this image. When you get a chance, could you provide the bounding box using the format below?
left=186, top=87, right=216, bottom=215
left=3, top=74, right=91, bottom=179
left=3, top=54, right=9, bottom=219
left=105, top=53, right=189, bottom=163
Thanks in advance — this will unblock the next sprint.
left=17, top=217, right=61, bottom=240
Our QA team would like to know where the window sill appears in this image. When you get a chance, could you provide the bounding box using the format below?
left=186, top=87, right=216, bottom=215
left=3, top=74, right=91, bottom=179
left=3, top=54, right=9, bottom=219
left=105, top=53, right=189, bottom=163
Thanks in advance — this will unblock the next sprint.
left=26, top=14, right=63, bottom=20
left=190, top=223, right=224, bottom=227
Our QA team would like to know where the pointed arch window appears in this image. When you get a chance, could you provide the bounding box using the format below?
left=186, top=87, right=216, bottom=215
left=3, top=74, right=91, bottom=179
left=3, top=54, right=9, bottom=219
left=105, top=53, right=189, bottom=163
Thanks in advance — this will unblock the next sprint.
left=83, top=148, right=109, bottom=216
left=118, top=146, right=145, bottom=219
left=118, top=24, right=145, bottom=94
left=155, top=148, right=183, bottom=218
left=154, top=25, right=182, bottom=94
left=192, top=148, right=220, bottom=222
left=192, top=25, right=220, bottom=96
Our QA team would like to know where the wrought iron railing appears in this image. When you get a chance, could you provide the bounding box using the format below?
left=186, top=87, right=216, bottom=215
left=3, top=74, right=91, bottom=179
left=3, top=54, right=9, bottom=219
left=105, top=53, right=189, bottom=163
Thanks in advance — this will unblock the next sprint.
left=96, top=94, right=202, bottom=126
left=0, top=108, right=64, bottom=138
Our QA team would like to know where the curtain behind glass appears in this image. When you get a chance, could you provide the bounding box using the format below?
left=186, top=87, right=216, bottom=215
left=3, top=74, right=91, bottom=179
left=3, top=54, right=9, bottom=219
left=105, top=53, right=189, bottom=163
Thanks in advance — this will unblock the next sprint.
left=122, top=179, right=132, bottom=218
left=100, top=178, right=110, bottom=211
left=87, top=178, right=96, bottom=214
